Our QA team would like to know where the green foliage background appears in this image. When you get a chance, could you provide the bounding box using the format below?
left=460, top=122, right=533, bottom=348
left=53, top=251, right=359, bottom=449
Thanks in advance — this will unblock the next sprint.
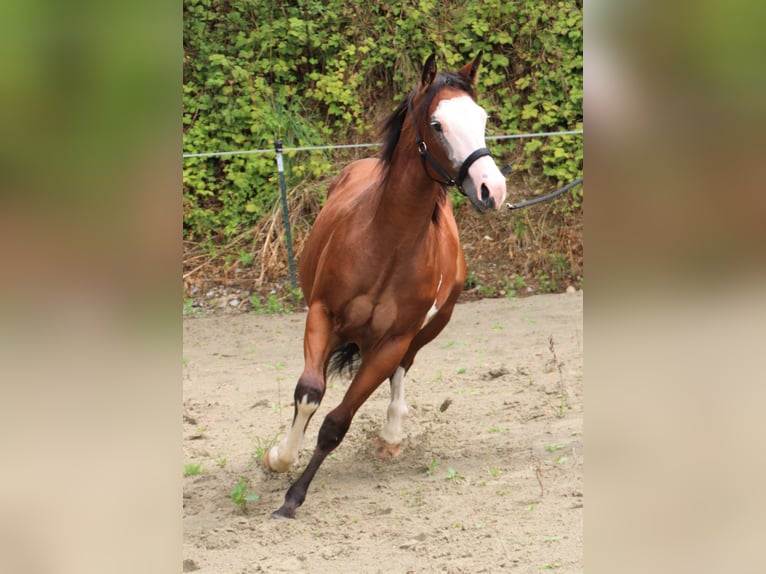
left=183, top=0, right=582, bottom=245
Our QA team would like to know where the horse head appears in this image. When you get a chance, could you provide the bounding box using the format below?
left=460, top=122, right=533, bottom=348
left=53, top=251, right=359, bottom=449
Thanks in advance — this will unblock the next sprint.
left=412, top=53, right=507, bottom=212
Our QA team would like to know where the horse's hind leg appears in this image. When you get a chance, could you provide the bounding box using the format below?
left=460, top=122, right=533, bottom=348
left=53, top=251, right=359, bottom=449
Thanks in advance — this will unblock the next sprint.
left=376, top=296, right=461, bottom=459
left=264, top=305, right=337, bottom=473
left=376, top=367, right=408, bottom=459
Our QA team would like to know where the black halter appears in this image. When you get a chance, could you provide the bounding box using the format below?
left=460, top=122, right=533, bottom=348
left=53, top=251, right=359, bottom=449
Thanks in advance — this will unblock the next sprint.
left=407, top=93, right=492, bottom=194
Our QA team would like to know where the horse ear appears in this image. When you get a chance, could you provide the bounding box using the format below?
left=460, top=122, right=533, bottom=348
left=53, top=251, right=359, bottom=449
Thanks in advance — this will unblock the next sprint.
left=420, top=53, right=437, bottom=90
left=460, top=51, right=483, bottom=84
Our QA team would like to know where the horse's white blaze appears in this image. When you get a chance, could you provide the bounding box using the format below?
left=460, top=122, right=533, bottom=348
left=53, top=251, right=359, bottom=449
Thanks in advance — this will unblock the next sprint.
left=432, top=95, right=487, bottom=166
left=432, top=95, right=507, bottom=209
left=266, top=394, right=319, bottom=472
left=378, top=366, right=408, bottom=446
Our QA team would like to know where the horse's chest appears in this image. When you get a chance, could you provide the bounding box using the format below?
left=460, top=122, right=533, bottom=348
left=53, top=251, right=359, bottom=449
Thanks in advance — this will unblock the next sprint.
left=338, top=290, right=430, bottom=340
left=339, top=295, right=396, bottom=335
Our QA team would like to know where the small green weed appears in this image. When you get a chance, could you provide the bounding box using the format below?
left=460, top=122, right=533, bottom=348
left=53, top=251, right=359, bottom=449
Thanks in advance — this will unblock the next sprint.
left=266, top=293, right=285, bottom=313
left=183, top=299, right=203, bottom=317
left=237, top=249, right=255, bottom=267
left=269, top=400, right=286, bottom=415
left=426, top=458, right=437, bottom=476
left=446, top=467, right=464, bottom=481
left=250, top=293, right=264, bottom=313
left=536, top=270, right=558, bottom=293
left=477, top=284, right=495, bottom=297
left=253, top=431, right=281, bottom=459
left=183, top=463, right=204, bottom=477
left=290, top=288, right=304, bottom=305
left=231, top=477, right=260, bottom=511
left=251, top=293, right=288, bottom=314
left=262, top=361, right=285, bottom=371
left=442, top=340, right=465, bottom=348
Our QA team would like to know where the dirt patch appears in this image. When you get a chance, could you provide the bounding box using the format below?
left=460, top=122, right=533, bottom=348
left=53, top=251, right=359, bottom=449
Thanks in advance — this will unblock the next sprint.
left=183, top=292, right=582, bottom=573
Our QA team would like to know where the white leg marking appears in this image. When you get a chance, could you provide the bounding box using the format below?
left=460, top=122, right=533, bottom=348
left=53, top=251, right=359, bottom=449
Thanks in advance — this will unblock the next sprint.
left=266, top=394, right=319, bottom=472
left=421, top=275, right=442, bottom=329
left=422, top=302, right=439, bottom=328
left=378, top=366, right=408, bottom=446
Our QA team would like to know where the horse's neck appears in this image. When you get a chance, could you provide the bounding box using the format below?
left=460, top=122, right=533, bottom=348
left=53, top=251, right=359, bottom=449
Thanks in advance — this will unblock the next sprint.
left=372, top=150, right=442, bottom=242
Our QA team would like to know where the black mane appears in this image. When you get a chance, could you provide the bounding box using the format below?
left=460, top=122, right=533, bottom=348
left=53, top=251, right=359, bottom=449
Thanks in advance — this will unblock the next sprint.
left=378, top=70, right=476, bottom=167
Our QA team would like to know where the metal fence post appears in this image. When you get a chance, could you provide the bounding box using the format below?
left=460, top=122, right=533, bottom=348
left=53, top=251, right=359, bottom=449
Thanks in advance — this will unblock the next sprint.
left=274, top=140, right=297, bottom=292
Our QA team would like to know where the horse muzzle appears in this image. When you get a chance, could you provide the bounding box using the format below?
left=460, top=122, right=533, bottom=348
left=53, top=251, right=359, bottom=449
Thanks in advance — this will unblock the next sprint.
left=462, top=155, right=507, bottom=212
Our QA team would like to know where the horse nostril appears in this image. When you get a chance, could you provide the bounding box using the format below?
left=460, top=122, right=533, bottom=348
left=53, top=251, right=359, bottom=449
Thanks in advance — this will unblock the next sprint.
left=480, top=184, right=495, bottom=209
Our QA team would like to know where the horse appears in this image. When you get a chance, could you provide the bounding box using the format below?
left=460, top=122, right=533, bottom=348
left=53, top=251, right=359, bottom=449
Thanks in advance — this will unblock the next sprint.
left=264, top=52, right=507, bottom=519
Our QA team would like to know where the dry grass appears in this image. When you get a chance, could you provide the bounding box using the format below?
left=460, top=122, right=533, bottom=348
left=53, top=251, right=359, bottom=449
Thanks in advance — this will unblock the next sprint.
left=183, top=172, right=582, bottom=310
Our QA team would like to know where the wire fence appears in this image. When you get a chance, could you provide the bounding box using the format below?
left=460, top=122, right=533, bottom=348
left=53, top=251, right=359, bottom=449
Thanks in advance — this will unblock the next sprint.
left=183, top=128, right=583, bottom=291
left=181, top=129, right=583, bottom=159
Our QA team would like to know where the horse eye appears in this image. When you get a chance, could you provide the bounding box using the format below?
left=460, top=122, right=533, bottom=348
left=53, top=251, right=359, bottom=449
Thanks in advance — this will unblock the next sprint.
left=430, top=121, right=443, bottom=133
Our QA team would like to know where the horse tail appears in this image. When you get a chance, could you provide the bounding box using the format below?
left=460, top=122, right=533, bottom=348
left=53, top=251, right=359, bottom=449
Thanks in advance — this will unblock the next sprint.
left=327, top=342, right=361, bottom=380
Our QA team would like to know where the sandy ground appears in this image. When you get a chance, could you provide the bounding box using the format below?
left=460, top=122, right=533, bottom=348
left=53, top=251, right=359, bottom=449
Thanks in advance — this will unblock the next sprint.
left=183, top=292, right=583, bottom=573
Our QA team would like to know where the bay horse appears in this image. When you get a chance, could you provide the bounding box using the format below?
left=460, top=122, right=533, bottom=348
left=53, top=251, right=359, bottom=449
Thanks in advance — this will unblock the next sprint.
left=264, top=53, right=507, bottom=519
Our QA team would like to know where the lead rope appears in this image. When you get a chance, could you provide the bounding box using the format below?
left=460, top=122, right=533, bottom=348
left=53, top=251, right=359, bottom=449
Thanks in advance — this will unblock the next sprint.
left=500, top=163, right=583, bottom=210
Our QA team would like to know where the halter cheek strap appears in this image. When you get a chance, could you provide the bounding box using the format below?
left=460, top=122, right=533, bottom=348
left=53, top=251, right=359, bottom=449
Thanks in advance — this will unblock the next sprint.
left=407, top=94, right=492, bottom=195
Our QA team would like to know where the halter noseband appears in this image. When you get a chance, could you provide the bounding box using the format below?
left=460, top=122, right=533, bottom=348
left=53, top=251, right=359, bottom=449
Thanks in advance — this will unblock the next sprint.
left=407, top=93, right=492, bottom=194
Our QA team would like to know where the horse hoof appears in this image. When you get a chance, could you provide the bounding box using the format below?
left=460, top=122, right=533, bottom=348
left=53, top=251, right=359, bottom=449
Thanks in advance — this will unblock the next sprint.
left=264, top=445, right=290, bottom=473
left=375, top=437, right=401, bottom=459
left=271, top=506, right=296, bottom=520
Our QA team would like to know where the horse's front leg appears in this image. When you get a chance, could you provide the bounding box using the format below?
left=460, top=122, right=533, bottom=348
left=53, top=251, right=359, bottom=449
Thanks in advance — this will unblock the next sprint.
left=264, top=392, right=320, bottom=473
left=272, top=338, right=410, bottom=519
left=264, top=305, right=336, bottom=473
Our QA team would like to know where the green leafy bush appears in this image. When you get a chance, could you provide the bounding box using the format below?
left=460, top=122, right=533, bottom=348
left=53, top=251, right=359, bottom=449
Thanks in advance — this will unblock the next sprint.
left=183, top=0, right=582, bottom=249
